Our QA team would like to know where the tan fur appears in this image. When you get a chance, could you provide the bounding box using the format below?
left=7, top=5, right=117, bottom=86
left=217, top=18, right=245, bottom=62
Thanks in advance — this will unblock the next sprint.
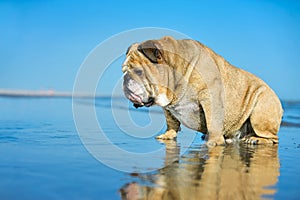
left=122, top=36, right=283, bottom=146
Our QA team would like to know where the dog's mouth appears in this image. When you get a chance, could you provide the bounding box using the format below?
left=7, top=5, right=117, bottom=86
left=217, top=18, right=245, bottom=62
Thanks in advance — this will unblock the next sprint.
left=143, top=97, right=155, bottom=107
left=132, top=96, right=155, bottom=109
left=123, top=76, right=155, bottom=108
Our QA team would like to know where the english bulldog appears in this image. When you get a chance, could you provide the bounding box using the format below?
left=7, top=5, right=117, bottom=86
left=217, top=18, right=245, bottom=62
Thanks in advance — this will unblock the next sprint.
left=122, top=36, right=283, bottom=146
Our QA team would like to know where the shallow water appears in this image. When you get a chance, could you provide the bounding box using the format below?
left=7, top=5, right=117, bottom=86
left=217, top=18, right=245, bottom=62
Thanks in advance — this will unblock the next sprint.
left=0, top=97, right=299, bottom=199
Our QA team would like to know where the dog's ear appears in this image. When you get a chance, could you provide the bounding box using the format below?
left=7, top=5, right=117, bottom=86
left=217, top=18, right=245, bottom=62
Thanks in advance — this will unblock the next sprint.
left=137, top=40, right=162, bottom=63
left=126, top=44, right=133, bottom=55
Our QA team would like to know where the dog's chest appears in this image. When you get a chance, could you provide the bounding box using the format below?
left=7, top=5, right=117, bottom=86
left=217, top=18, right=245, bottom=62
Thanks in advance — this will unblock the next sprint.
left=166, top=99, right=202, bottom=131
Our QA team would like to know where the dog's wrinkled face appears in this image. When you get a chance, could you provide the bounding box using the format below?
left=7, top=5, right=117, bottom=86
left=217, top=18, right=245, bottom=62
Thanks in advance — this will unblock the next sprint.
left=122, top=40, right=172, bottom=108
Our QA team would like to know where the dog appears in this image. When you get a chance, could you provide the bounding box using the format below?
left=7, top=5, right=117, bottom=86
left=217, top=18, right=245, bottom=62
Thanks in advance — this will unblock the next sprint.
left=122, top=36, right=283, bottom=146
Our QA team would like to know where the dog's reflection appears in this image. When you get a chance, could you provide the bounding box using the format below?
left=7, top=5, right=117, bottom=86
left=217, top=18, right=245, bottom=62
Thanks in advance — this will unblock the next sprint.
left=120, top=140, right=279, bottom=200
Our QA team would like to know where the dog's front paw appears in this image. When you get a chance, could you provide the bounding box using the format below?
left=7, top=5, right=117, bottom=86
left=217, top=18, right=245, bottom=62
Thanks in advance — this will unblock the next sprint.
left=156, top=130, right=177, bottom=140
left=206, top=136, right=225, bottom=147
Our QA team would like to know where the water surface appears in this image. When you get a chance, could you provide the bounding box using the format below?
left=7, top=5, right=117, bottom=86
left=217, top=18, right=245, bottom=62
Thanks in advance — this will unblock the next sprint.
left=0, top=97, right=299, bottom=199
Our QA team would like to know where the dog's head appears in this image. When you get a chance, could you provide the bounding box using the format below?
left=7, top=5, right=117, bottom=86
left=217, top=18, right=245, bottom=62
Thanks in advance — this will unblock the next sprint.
left=122, top=37, right=178, bottom=108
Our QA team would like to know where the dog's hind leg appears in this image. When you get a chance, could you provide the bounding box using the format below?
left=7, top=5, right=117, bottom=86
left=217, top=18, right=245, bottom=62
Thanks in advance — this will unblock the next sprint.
left=244, top=90, right=283, bottom=144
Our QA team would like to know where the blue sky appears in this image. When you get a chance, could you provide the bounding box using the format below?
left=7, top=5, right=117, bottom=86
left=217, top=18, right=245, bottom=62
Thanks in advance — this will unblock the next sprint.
left=1, top=0, right=300, bottom=100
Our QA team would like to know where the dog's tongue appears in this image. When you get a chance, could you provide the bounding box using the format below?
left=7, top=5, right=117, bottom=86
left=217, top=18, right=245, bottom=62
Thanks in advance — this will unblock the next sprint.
left=128, top=93, right=143, bottom=108
left=130, top=93, right=141, bottom=102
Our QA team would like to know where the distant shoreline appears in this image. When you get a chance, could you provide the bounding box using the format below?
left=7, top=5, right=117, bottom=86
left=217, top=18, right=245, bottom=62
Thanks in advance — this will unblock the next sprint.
left=0, top=89, right=122, bottom=99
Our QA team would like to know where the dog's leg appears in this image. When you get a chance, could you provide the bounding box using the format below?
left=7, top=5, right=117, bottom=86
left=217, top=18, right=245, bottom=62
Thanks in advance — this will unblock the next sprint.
left=156, top=109, right=180, bottom=140
left=198, top=97, right=225, bottom=146
left=244, top=91, right=282, bottom=144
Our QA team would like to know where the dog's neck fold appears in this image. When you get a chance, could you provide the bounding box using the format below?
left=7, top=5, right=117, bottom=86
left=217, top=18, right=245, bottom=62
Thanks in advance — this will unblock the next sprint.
left=161, top=40, right=203, bottom=104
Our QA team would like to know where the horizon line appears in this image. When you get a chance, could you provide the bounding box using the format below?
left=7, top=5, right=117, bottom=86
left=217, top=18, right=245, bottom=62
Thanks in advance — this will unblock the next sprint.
left=0, top=89, right=123, bottom=99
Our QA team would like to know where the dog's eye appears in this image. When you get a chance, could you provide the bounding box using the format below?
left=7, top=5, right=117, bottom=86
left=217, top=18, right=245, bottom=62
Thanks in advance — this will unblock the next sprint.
left=134, top=69, right=143, bottom=76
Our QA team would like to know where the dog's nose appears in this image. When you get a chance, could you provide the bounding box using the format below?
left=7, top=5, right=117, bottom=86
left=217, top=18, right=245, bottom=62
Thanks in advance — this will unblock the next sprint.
left=122, top=74, right=131, bottom=97
left=123, top=73, right=131, bottom=85
left=122, top=65, right=128, bottom=73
